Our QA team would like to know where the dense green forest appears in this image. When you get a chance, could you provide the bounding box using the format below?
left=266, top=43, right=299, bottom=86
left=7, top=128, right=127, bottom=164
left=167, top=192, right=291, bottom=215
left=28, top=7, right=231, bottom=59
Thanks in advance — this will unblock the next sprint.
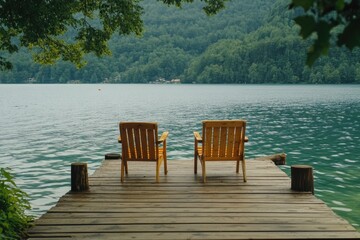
left=1, top=0, right=360, bottom=84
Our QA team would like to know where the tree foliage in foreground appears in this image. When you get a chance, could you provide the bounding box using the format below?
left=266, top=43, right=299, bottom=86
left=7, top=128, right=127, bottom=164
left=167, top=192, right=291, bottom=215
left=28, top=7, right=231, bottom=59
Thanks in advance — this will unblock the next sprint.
left=290, top=0, right=360, bottom=66
left=0, top=0, right=226, bottom=70
left=0, top=168, right=33, bottom=239
left=1, top=0, right=360, bottom=70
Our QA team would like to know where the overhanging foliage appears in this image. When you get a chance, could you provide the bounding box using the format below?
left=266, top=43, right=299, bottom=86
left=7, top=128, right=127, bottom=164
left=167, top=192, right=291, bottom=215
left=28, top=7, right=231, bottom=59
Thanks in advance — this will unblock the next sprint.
left=0, top=0, right=227, bottom=70
left=290, top=0, right=360, bottom=66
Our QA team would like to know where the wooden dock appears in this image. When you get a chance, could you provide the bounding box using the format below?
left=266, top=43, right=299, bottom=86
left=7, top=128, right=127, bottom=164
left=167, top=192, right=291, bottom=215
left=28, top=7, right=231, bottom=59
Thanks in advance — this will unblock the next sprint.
left=27, top=156, right=360, bottom=239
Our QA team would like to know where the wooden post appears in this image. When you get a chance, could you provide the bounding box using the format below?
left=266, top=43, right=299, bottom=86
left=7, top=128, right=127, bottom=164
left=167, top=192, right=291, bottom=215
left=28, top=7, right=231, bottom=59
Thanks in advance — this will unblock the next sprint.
left=291, top=165, right=314, bottom=194
left=71, top=163, right=89, bottom=192
left=254, top=153, right=286, bottom=165
left=270, top=153, right=286, bottom=165
left=105, top=153, right=121, bottom=160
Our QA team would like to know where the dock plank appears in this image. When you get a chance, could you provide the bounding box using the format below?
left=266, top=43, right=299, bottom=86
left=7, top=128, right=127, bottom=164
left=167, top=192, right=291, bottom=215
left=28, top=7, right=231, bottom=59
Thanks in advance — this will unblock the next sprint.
left=27, top=157, right=360, bottom=239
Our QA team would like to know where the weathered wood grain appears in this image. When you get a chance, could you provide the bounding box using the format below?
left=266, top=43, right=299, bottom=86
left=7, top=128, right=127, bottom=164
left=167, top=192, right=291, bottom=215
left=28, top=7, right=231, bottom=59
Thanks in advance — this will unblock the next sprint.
left=27, top=156, right=360, bottom=239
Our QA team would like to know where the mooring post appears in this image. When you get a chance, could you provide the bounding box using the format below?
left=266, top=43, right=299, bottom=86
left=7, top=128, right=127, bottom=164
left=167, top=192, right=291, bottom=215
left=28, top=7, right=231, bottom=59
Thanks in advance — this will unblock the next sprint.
left=71, top=162, right=89, bottom=192
left=105, top=153, right=121, bottom=160
left=291, top=165, right=314, bottom=194
left=270, top=153, right=286, bottom=165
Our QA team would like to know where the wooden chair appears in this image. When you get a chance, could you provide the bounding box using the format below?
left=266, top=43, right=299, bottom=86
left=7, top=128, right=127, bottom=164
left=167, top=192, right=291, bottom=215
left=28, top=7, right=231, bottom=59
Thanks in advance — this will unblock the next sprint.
left=194, top=120, right=247, bottom=183
left=118, top=122, right=168, bottom=183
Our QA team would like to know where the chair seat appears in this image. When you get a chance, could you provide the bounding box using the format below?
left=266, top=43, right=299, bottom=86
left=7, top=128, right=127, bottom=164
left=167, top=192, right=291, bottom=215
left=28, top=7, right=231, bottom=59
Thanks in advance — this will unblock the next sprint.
left=125, top=147, right=165, bottom=161
left=196, top=147, right=241, bottom=161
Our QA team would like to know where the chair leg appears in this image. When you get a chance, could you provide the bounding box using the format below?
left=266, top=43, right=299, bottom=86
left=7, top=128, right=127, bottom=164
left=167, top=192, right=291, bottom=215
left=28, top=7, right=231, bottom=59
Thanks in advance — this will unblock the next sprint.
left=194, top=139, right=198, bottom=174
left=242, top=160, right=247, bottom=182
left=163, top=151, right=168, bottom=175
left=236, top=160, right=240, bottom=173
left=125, top=161, right=128, bottom=175
left=201, top=159, right=206, bottom=183
left=194, top=152, right=198, bottom=174
left=162, top=141, right=168, bottom=175
left=121, top=160, right=125, bottom=182
left=156, top=161, right=160, bottom=183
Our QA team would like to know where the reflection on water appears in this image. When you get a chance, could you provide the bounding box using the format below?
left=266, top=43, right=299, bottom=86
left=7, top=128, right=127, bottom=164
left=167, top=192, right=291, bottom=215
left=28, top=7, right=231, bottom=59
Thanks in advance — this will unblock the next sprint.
left=0, top=84, right=359, bottom=229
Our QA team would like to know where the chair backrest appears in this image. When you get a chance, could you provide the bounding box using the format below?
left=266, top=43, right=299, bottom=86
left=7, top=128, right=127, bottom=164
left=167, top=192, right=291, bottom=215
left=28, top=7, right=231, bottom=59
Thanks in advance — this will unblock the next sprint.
left=202, top=120, right=246, bottom=160
left=120, top=122, right=159, bottom=161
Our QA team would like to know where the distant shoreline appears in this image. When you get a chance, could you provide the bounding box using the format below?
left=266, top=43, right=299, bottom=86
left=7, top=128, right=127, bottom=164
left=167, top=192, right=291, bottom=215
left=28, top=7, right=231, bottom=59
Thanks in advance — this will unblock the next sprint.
left=1, top=83, right=360, bottom=85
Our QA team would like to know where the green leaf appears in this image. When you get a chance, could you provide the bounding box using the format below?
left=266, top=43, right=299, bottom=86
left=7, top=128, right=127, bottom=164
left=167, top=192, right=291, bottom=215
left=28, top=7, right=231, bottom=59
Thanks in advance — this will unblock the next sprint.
left=337, top=18, right=360, bottom=50
left=0, top=168, right=16, bottom=186
left=0, top=168, right=33, bottom=238
left=290, top=0, right=315, bottom=11
left=306, top=51, right=317, bottom=66
left=294, top=15, right=316, bottom=39
left=306, top=21, right=332, bottom=66
left=316, top=21, right=332, bottom=49
left=203, top=0, right=227, bottom=15
left=336, top=0, right=345, bottom=11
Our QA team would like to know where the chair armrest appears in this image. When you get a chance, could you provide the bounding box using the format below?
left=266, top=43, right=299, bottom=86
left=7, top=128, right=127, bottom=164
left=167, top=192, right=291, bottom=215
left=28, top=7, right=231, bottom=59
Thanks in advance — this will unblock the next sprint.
left=245, top=136, right=248, bottom=142
left=158, top=131, right=169, bottom=143
left=194, top=132, right=202, bottom=143
left=118, top=135, right=122, bottom=143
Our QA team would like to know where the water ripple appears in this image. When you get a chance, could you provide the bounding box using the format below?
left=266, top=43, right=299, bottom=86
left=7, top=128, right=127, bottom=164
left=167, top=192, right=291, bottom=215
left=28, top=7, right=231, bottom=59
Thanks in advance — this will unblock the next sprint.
left=0, top=84, right=359, bottom=229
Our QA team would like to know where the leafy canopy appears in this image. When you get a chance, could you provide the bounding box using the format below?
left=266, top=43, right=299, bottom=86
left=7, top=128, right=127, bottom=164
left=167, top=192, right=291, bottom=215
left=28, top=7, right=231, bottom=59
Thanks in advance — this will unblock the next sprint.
left=1, top=0, right=359, bottom=69
left=0, top=0, right=227, bottom=70
left=290, top=0, right=360, bottom=65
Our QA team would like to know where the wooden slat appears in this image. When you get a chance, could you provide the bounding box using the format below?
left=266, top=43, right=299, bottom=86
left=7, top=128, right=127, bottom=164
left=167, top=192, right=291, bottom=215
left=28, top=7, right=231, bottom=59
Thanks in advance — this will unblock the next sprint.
left=148, top=128, right=156, bottom=160
left=140, top=128, right=148, bottom=160
left=227, top=127, right=235, bottom=157
left=128, top=128, right=136, bottom=159
left=212, top=127, right=220, bottom=157
left=28, top=232, right=360, bottom=240
left=34, top=216, right=348, bottom=225
left=233, top=126, right=242, bottom=157
left=47, top=207, right=331, bottom=214
left=38, top=212, right=338, bottom=219
left=134, top=128, right=142, bottom=159
left=239, top=125, right=246, bottom=157
left=29, top=223, right=356, bottom=233
left=58, top=197, right=323, bottom=204
left=120, top=127, right=129, bottom=159
left=204, top=126, right=212, bottom=157
left=26, top=157, right=360, bottom=240
left=219, top=126, right=227, bottom=157
left=53, top=202, right=331, bottom=210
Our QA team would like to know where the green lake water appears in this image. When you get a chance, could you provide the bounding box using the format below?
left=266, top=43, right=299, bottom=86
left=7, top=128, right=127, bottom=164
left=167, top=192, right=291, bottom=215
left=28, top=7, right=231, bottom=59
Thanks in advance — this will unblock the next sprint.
left=0, top=84, right=359, bottom=230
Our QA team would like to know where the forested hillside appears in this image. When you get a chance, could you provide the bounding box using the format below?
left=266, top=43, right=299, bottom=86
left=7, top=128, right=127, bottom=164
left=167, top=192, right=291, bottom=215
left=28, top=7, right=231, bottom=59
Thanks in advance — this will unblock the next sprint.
left=1, top=0, right=360, bottom=84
